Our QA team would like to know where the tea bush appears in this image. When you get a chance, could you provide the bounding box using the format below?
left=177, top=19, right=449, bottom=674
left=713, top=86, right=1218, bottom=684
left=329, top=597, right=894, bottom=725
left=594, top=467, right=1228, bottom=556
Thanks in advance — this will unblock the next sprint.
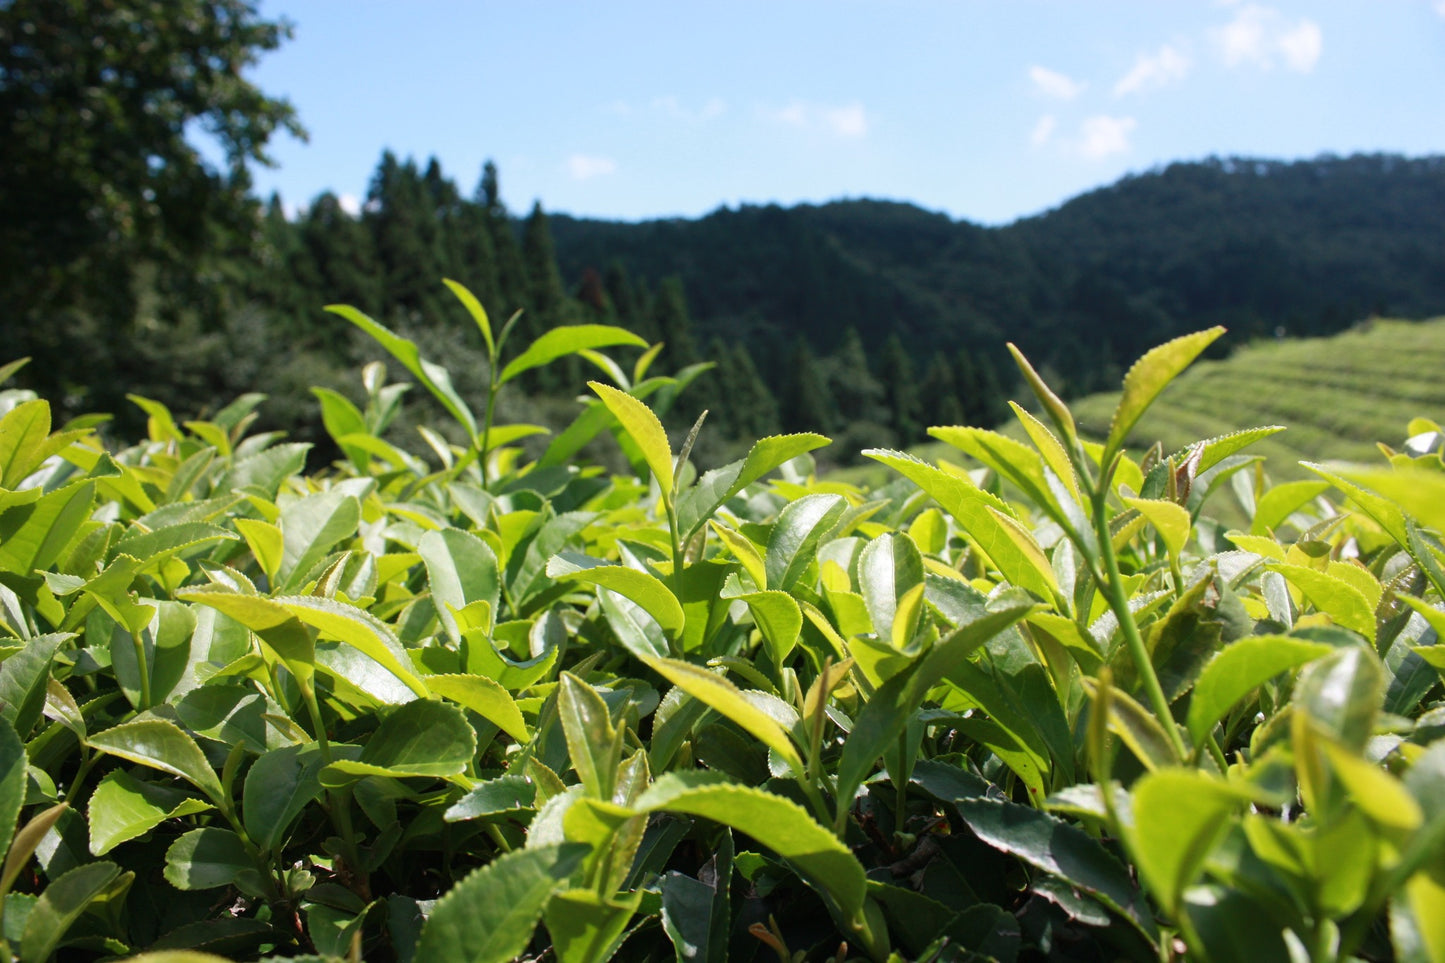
left=0, top=285, right=1443, bottom=962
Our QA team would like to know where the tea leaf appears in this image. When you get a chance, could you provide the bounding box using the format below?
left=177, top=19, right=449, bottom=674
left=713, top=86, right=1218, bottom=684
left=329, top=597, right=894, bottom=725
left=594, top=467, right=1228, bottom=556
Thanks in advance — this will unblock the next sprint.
left=765, top=493, right=847, bottom=592
left=89, top=769, right=212, bottom=856
left=589, top=382, right=674, bottom=497
left=89, top=719, right=225, bottom=805
left=164, top=828, right=264, bottom=894
left=421, top=529, right=502, bottom=644
left=1186, top=635, right=1332, bottom=746
left=1126, top=769, right=1248, bottom=917
left=499, top=326, right=646, bottom=386
left=955, top=795, right=1156, bottom=940
left=413, top=844, right=586, bottom=963
left=242, top=744, right=328, bottom=853
left=1105, top=327, right=1225, bottom=464
left=20, top=860, right=126, bottom=963
left=443, top=277, right=496, bottom=357
left=326, top=304, right=478, bottom=439
left=547, top=553, right=683, bottom=638
left=425, top=674, right=530, bottom=743
left=641, top=656, right=804, bottom=775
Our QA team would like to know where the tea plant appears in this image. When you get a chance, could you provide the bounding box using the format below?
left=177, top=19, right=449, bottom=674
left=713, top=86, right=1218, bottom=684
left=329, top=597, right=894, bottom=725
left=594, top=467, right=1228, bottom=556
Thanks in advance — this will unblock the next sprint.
left=0, top=283, right=1441, bottom=962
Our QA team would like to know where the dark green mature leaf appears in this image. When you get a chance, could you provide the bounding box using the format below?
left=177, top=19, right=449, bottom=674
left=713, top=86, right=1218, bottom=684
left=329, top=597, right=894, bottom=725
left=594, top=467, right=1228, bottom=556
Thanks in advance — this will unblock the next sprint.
left=445, top=774, right=536, bottom=823
left=88, top=769, right=211, bottom=856
left=326, top=304, right=479, bottom=439
left=243, top=744, right=327, bottom=853
left=674, top=433, right=831, bottom=541
left=412, top=844, right=586, bottom=963
left=1187, top=635, right=1333, bottom=746
left=216, top=443, right=311, bottom=498
left=1105, top=327, right=1225, bottom=464
left=19, top=860, right=126, bottom=963
left=954, top=796, right=1157, bottom=941
left=350, top=699, right=476, bottom=778
left=0, top=632, right=65, bottom=738
left=765, top=493, right=847, bottom=592
left=421, top=528, right=502, bottom=644
left=836, top=600, right=1035, bottom=809
left=0, top=718, right=26, bottom=859
left=660, top=830, right=732, bottom=963
left=500, top=326, right=647, bottom=386
left=88, top=719, right=224, bottom=805
left=164, top=828, right=264, bottom=895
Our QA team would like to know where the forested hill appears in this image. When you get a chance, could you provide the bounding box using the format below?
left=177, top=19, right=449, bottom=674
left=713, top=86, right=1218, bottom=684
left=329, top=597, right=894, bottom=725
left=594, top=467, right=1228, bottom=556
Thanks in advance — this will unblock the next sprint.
left=549, top=153, right=1445, bottom=396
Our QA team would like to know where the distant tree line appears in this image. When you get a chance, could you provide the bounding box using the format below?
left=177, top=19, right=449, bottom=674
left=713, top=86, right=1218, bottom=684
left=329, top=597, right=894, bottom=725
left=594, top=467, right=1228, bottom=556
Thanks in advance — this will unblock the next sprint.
left=5, top=1, right=1444, bottom=464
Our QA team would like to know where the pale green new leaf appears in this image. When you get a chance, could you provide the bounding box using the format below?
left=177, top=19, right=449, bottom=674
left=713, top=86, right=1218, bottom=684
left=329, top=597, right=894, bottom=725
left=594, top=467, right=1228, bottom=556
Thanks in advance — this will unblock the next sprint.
left=1006, top=343, right=1078, bottom=448
left=425, top=674, right=530, bottom=743
left=674, top=433, right=831, bottom=541
left=765, top=492, right=847, bottom=592
left=641, top=655, right=804, bottom=775
left=856, top=533, right=925, bottom=646
left=1106, top=327, right=1225, bottom=464
left=1186, top=635, right=1332, bottom=746
left=88, top=769, right=212, bottom=856
left=278, top=490, right=361, bottom=591
left=443, top=277, right=495, bottom=357
left=864, top=450, right=1057, bottom=601
left=88, top=719, right=225, bottom=806
left=500, top=326, right=646, bottom=386
left=547, top=553, right=684, bottom=638
left=421, top=528, right=501, bottom=644
left=589, top=381, right=674, bottom=496
left=326, top=304, right=478, bottom=439
left=274, top=594, right=429, bottom=698
left=1125, top=769, right=1248, bottom=917
left=1122, top=497, right=1192, bottom=566
left=1267, top=563, right=1376, bottom=642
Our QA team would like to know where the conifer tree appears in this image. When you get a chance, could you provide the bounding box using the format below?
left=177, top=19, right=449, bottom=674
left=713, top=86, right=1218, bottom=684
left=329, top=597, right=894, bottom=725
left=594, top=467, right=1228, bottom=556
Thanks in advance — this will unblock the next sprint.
left=777, top=339, right=836, bottom=434
left=880, top=333, right=922, bottom=443
left=476, top=161, right=527, bottom=320
left=365, top=152, right=446, bottom=322
left=651, top=277, right=699, bottom=368
left=919, top=355, right=965, bottom=427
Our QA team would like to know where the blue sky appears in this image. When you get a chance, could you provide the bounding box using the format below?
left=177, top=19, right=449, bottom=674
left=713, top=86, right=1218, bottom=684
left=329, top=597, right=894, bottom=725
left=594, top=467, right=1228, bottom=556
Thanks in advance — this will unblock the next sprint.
left=241, top=1, right=1445, bottom=225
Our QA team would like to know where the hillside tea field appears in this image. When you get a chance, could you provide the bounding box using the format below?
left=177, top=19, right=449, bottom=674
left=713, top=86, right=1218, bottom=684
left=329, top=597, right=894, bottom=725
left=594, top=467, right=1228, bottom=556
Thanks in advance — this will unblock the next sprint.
left=0, top=286, right=1444, bottom=963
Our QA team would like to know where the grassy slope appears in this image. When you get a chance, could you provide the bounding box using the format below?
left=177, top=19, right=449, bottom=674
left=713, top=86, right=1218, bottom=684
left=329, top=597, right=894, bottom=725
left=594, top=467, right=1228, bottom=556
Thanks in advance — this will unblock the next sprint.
left=1072, top=317, right=1445, bottom=475
left=837, top=317, right=1445, bottom=490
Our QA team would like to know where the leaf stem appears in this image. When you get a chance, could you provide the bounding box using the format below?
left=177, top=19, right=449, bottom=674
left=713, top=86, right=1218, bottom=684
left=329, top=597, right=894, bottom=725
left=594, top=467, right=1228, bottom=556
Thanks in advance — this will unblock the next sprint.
left=1091, top=488, right=1188, bottom=761
left=131, top=629, right=152, bottom=710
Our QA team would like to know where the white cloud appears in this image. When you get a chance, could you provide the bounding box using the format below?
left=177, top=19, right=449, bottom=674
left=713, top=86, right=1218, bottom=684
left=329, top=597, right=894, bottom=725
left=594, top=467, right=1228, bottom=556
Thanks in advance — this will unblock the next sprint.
left=1114, top=44, right=1191, bottom=96
left=338, top=193, right=361, bottom=217
left=1030, top=65, right=1085, bottom=100
left=1077, top=115, right=1136, bottom=159
left=822, top=102, right=868, bottom=137
left=565, top=154, right=617, bottom=181
left=1278, top=20, right=1322, bottom=72
left=1030, top=114, right=1057, bottom=147
left=760, top=100, right=868, bottom=138
left=1212, top=5, right=1322, bottom=72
